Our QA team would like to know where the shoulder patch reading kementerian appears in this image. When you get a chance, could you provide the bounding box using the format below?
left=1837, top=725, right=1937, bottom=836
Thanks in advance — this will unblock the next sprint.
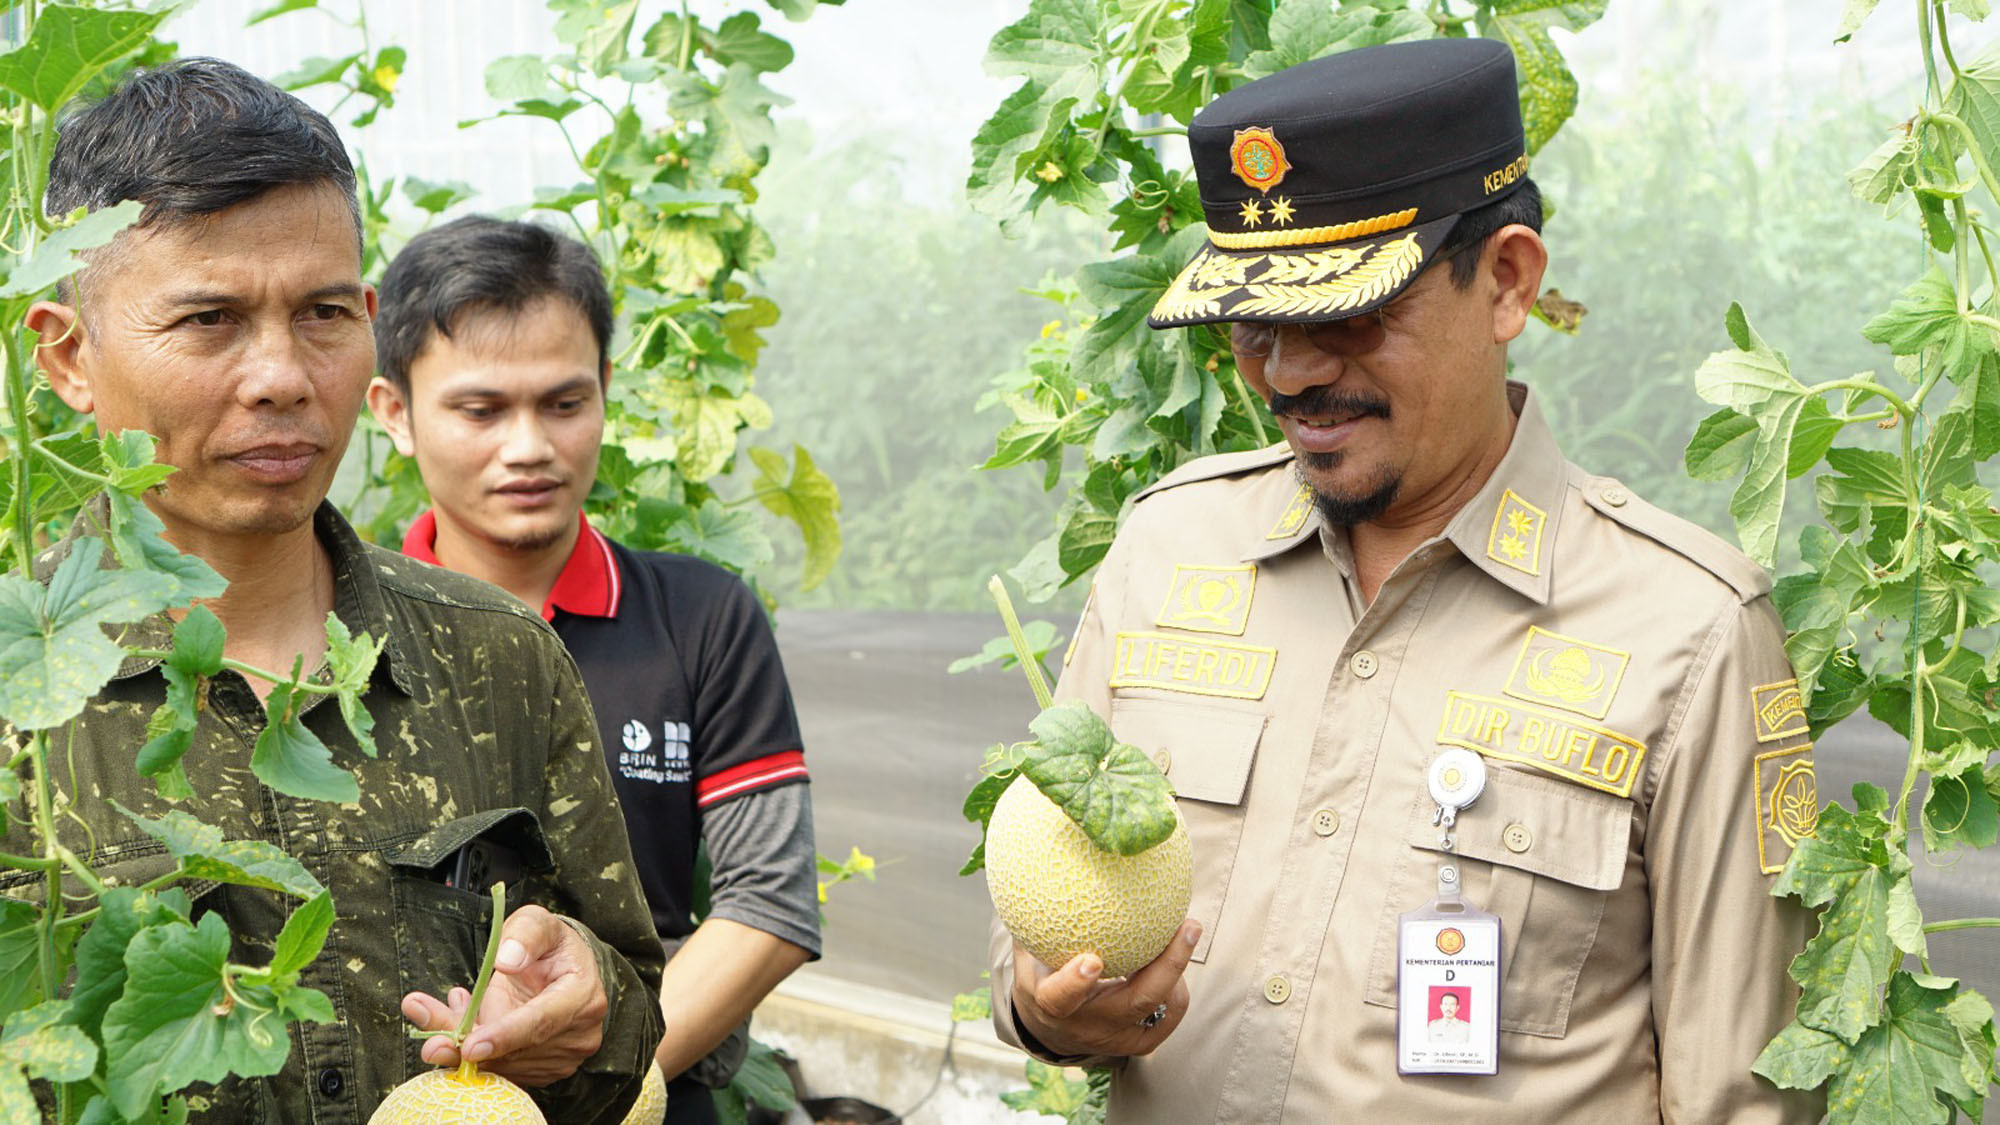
left=1486, top=489, right=1546, bottom=576
left=1751, top=679, right=1810, bottom=743
left=1156, top=564, right=1257, bottom=636
left=1503, top=627, right=1629, bottom=721
left=1755, top=743, right=1819, bottom=874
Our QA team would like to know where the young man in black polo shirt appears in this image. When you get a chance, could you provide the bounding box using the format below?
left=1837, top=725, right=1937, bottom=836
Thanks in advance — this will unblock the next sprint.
left=366, top=217, right=818, bottom=1124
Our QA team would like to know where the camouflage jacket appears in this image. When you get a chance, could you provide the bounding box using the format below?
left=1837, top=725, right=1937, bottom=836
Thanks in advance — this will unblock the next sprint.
left=0, top=503, right=664, bottom=1123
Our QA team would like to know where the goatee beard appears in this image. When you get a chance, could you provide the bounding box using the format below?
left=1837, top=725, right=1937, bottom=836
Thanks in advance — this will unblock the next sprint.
left=1297, top=460, right=1400, bottom=526
left=492, top=525, right=571, bottom=553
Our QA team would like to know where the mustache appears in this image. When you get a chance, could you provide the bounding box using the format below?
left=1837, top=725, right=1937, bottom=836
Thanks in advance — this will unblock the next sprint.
left=1266, top=386, right=1392, bottom=421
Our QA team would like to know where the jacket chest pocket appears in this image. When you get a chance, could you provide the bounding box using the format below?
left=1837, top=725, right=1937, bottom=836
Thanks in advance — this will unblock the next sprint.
left=1110, top=696, right=1266, bottom=965
left=385, top=808, right=557, bottom=1072
left=1364, top=767, right=1631, bottom=1037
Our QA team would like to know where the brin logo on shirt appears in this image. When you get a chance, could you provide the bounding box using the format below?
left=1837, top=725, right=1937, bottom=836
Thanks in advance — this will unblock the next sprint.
left=617, top=718, right=693, bottom=785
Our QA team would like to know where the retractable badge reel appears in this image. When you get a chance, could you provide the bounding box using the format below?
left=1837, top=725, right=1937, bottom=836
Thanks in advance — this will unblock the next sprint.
left=1396, top=748, right=1501, bottom=1075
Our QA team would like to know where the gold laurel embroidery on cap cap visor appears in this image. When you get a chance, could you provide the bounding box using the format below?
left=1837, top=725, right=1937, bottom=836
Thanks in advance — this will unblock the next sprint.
left=1153, top=248, right=1258, bottom=323
left=1228, top=232, right=1424, bottom=319
left=1206, top=207, right=1419, bottom=251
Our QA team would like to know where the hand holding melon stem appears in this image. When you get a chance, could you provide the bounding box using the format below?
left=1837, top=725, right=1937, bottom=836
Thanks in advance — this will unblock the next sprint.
left=407, top=881, right=508, bottom=1070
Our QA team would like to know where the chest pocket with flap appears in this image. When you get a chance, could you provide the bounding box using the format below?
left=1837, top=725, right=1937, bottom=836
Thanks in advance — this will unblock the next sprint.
left=1110, top=696, right=1265, bottom=964
left=1364, top=766, right=1631, bottom=1037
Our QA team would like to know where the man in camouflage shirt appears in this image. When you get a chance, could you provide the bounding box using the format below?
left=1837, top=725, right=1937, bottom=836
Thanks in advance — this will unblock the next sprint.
left=2, top=58, right=663, bottom=1121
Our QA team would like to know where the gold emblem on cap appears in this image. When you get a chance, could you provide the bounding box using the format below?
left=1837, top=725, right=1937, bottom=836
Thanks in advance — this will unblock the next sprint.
left=1238, top=199, right=1264, bottom=227
left=1229, top=126, right=1291, bottom=194
left=1268, top=196, right=1296, bottom=226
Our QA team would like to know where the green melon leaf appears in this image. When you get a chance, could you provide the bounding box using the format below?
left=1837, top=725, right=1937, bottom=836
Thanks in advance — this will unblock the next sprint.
left=0, top=4, right=168, bottom=113
left=1824, top=973, right=1983, bottom=1123
left=0, top=900, right=43, bottom=1024
left=250, top=679, right=360, bottom=805
left=102, top=915, right=298, bottom=1119
left=116, top=805, right=327, bottom=899
left=321, top=614, right=384, bottom=757
left=1774, top=803, right=1921, bottom=1043
left=0, top=201, right=147, bottom=299
left=69, top=889, right=191, bottom=1042
left=1692, top=303, right=1813, bottom=567
left=750, top=445, right=842, bottom=591
left=1477, top=0, right=1609, bottom=153
left=0, top=539, right=179, bottom=731
left=0, top=1002, right=98, bottom=1124
left=1021, top=700, right=1176, bottom=856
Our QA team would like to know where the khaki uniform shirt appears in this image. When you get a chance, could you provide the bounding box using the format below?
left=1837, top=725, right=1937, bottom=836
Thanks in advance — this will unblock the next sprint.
left=1, top=504, right=664, bottom=1123
left=994, top=386, right=1823, bottom=1123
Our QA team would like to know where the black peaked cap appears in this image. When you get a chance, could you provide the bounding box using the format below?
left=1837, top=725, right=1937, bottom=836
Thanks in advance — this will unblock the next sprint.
left=1150, top=38, right=1528, bottom=329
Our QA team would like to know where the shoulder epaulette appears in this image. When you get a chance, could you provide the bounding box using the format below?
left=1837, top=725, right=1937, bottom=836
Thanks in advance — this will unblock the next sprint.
left=1135, top=442, right=1295, bottom=503
left=1579, top=477, right=1772, bottom=603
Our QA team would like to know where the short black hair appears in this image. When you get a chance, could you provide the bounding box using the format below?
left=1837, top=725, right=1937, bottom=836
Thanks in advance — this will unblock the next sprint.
left=1436, top=176, right=1544, bottom=289
left=46, top=56, right=359, bottom=304
left=374, top=216, right=613, bottom=393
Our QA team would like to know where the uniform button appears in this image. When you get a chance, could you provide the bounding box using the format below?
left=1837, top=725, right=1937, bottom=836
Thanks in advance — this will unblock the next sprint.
left=317, top=1068, right=344, bottom=1098
left=1350, top=651, right=1379, bottom=679
left=1601, top=485, right=1629, bottom=507
left=1154, top=750, right=1172, bottom=773
left=1312, top=809, right=1340, bottom=837
left=1264, top=975, right=1291, bottom=1004
left=1503, top=823, right=1534, bottom=853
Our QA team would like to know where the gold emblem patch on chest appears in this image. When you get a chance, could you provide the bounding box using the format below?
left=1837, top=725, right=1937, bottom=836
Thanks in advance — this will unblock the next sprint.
left=1111, top=631, right=1276, bottom=700
left=1751, top=679, right=1809, bottom=743
left=1754, top=743, right=1819, bottom=874
left=1155, top=564, right=1256, bottom=636
left=1503, top=627, right=1629, bottom=720
left=1437, top=691, right=1647, bottom=798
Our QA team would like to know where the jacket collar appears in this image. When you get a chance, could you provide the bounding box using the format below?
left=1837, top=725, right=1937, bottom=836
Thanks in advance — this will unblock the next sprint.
left=38, top=499, right=422, bottom=693
left=1241, top=381, right=1567, bottom=604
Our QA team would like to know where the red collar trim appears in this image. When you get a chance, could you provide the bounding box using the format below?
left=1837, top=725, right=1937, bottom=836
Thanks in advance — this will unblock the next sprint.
left=402, top=510, right=621, bottom=621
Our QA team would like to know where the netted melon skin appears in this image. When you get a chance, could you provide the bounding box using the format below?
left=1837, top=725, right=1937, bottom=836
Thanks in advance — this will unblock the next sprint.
left=619, top=1061, right=670, bottom=1124
left=367, top=1063, right=548, bottom=1124
left=986, top=776, right=1193, bottom=979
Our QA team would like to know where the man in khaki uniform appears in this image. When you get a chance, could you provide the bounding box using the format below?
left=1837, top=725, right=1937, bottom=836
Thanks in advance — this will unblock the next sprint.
left=991, top=38, right=1823, bottom=1121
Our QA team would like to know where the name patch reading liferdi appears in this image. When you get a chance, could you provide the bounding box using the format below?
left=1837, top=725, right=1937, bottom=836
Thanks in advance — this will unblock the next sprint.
left=1436, top=691, right=1647, bottom=798
left=1110, top=631, right=1276, bottom=700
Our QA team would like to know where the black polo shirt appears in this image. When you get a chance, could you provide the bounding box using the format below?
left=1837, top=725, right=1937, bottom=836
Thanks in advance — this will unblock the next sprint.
left=403, top=511, right=809, bottom=938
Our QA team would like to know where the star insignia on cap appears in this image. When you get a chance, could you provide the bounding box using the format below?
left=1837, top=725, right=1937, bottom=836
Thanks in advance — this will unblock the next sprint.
left=1269, top=196, right=1296, bottom=225
left=1238, top=199, right=1264, bottom=227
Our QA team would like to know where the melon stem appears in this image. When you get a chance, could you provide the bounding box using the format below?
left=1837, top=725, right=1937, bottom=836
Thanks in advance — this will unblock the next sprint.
left=455, top=882, right=508, bottom=1047
left=988, top=575, right=1054, bottom=710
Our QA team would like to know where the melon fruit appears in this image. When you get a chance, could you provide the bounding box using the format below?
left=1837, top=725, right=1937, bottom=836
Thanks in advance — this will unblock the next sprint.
left=368, top=1059, right=546, bottom=1123
left=620, top=1061, right=670, bottom=1124
left=985, top=774, right=1193, bottom=979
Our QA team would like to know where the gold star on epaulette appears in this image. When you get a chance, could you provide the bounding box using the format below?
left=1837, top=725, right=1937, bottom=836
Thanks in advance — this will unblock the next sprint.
left=1269, top=196, right=1296, bottom=225
left=1238, top=199, right=1263, bottom=227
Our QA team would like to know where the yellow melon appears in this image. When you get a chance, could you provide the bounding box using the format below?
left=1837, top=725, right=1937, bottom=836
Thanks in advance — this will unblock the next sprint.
left=619, top=1061, right=670, bottom=1124
left=369, top=1060, right=546, bottom=1124
left=985, top=775, right=1192, bottom=979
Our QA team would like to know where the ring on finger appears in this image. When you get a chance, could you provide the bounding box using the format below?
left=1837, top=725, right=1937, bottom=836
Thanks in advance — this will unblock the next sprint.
left=1139, top=1002, right=1169, bottom=1030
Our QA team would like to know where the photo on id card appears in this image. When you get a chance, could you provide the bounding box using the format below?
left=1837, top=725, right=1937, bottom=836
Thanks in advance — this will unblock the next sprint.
left=1397, top=911, right=1500, bottom=1075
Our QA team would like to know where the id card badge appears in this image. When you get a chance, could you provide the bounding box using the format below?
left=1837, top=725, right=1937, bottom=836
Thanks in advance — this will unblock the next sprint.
left=1396, top=864, right=1502, bottom=1075
left=1401, top=748, right=1502, bottom=1076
